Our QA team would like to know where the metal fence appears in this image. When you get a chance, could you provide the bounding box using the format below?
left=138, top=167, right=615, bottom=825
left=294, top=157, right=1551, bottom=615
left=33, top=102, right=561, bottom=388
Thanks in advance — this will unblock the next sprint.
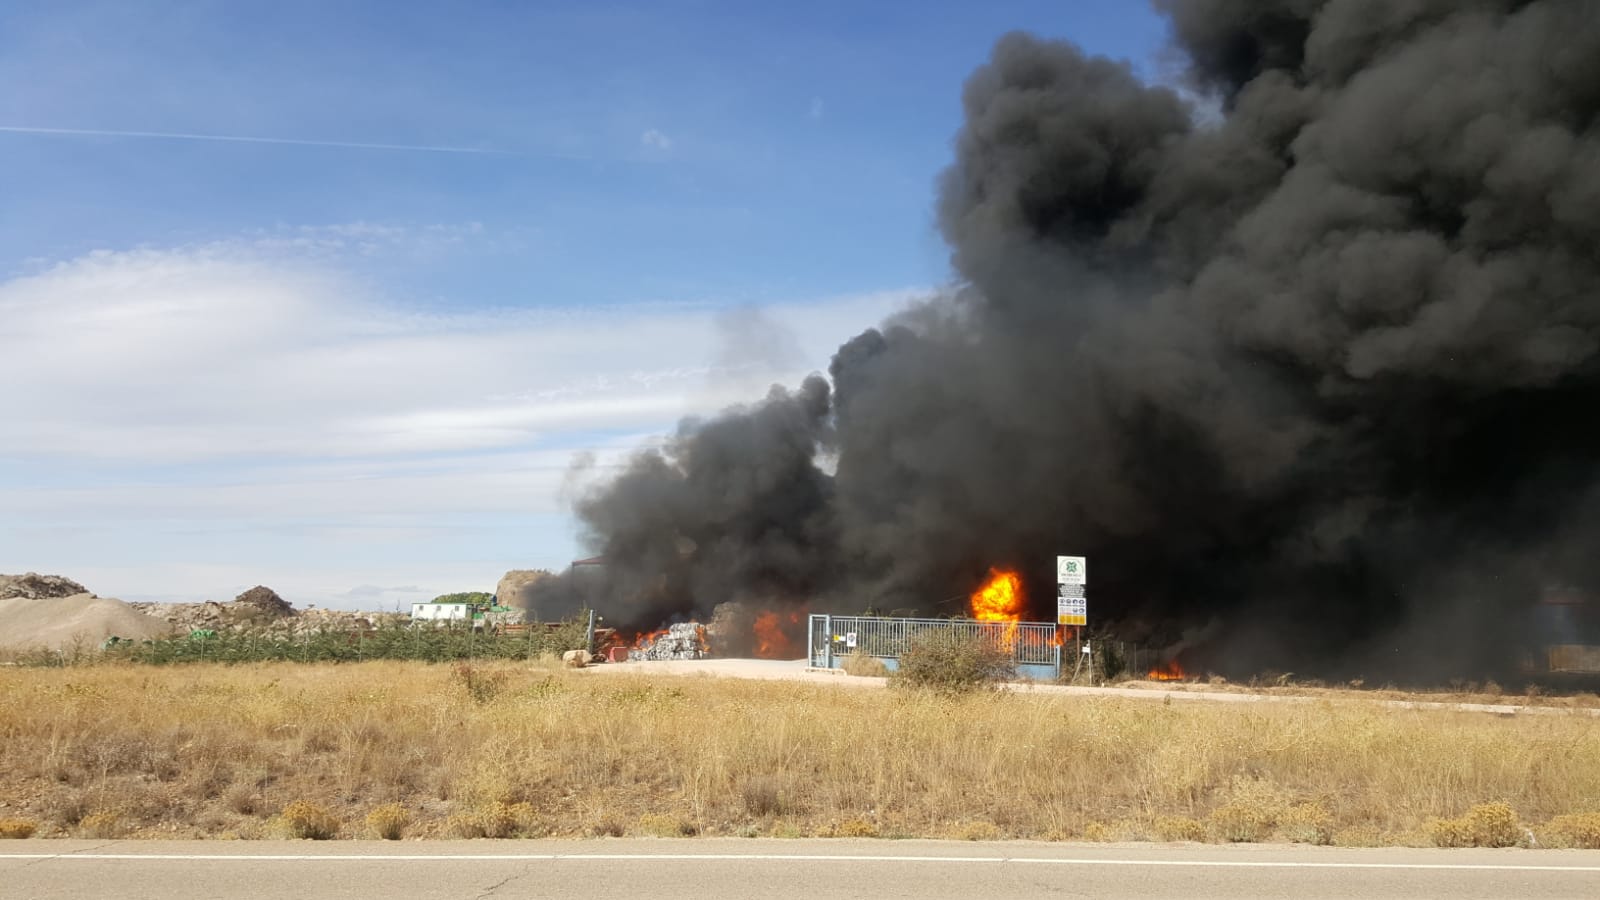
left=808, top=614, right=1062, bottom=680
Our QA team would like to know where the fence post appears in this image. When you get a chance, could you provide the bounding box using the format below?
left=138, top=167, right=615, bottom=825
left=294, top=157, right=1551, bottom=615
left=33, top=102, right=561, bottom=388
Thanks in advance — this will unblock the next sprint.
left=823, top=614, right=833, bottom=670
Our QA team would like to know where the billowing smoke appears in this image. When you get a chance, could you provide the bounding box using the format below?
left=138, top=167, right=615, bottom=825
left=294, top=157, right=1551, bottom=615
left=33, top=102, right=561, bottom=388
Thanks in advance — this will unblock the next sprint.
left=537, top=0, right=1600, bottom=680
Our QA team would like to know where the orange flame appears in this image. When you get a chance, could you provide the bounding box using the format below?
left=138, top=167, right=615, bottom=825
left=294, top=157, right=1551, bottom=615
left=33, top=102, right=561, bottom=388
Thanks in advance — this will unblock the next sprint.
left=1147, top=659, right=1186, bottom=681
left=970, top=567, right=1024, bottom=645
left=631, top=628, right=670, bottom=649
left=753, top=610, right=804, bottom=659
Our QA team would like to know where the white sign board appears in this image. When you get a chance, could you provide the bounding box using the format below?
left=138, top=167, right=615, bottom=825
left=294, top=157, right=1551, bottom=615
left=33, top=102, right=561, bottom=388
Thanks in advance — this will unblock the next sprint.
left=1056, top=555, right=1087, bottom=586
left=1057, top=596, right=1087, bottom=626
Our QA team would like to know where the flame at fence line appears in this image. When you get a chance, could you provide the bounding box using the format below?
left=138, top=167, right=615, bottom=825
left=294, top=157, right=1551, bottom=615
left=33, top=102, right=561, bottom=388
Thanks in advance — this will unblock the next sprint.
left=970, top=568, right=1024, bottom=646
left=1147, top=659, right=1186, bottom=681
left=753, top=609, right=804, bottom=659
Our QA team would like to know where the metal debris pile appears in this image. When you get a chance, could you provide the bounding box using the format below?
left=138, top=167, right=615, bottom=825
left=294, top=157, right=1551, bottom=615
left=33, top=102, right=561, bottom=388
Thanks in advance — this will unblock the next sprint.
left=629, top=622, right=709, bottom=661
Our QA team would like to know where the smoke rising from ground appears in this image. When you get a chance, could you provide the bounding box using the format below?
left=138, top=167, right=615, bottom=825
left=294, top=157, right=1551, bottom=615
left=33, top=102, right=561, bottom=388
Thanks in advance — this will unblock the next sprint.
left=536, top=0, right=1600, bottom=679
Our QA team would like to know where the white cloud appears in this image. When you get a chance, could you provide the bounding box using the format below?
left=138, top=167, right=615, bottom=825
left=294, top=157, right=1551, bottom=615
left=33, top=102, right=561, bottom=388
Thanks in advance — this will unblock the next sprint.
left=0, top=234, right=920, bottom=608
left=639, top=128, right=673, bottom=151
left=0, top=241, right=911, bottom=463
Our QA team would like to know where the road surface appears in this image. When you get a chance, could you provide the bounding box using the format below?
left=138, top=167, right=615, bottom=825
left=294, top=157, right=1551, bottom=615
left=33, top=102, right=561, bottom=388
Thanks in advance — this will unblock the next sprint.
left=4, top=839, right=1598, bottom=899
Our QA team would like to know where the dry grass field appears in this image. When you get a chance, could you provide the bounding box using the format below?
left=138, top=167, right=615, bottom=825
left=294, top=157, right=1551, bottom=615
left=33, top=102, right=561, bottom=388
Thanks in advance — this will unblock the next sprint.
left=2, top=660, right=1599, bottom=847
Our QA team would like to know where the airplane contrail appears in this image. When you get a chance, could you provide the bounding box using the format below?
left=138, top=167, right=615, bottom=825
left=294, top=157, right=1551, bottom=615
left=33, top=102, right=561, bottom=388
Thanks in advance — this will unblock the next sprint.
left=0, top=124, right=530, bottom=155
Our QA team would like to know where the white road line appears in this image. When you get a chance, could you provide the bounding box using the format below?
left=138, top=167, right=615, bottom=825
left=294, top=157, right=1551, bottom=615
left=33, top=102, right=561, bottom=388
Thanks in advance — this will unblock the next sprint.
left=0, top=853, right=1598, bottom=872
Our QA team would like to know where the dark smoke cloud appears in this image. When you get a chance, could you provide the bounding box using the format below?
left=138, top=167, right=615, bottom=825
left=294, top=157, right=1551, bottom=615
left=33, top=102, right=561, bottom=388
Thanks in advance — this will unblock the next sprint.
left=531, top=376, right=837, bottom=627
left=540, top=0, right=1600, bottom=680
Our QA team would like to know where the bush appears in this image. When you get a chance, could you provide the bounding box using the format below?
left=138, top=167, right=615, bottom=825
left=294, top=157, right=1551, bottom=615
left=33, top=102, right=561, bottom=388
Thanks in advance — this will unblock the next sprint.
left=1209, top=803, right=1276, bottom=843
left=277, top=801, right=340, bottom=840
left=449, top=802, right=535, bottom=839
left=366, top=803, right=411, bottom=840
left=949, top=820, right=1001, bottom=841
left=1153, top=815, right=1208, bottom=842
left=1080, top=822, right=1114, bottom=842
left=1543, top=812, right=1600, bottom=849
left=1426, top=802, right=1522, bottom=848
left=891, top=629, right=1014, bottom=693
left=740, top=775, right=792, bottom=817
left=636, top=813, right=698, bottom=837
left=841, top=651, right=888, bottom=678
left=1207, top=777, right=1293, bottom=843
left=1277, top=802, right=1334, bottom=845
left=830, top=818, right=880, bottom=838
left=0, top=818, right=38, bottom=839
left=77, top=811, right=124, bottom=839
left=452, top=663, right=508, bottom=704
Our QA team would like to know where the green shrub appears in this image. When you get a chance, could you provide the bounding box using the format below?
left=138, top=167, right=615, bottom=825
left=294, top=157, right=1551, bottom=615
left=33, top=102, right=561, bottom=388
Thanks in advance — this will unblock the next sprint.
left=891, top=629, right=1015, bottom=693
left=87, top=616, right=591, bottom=667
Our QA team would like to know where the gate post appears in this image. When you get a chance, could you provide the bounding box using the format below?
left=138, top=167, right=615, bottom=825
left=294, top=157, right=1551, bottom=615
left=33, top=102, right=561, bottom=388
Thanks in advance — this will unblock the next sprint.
left=823, top=614, right=833, bottom=670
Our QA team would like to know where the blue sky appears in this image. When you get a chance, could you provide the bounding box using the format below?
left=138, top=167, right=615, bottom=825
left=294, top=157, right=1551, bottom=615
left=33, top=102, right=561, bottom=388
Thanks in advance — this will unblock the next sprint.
left=0, top=1, right=1169, bottom=609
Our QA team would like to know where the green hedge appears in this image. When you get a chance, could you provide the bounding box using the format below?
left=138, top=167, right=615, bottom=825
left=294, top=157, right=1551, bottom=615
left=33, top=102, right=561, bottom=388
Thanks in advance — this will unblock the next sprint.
left=86, top=619, right=590, bottom=666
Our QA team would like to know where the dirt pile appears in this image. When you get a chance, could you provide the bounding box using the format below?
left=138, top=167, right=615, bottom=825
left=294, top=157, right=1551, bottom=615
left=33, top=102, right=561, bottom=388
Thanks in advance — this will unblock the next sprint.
left=126, top=584, right=295, bottom=632
left=0, top=593, right=175, bottom=652
left=0, top=573, right=90, bottom=601
left=234, top=585, right=294, bottom=618
left=496, top=570, right=552, bottom=615
left=125, top=600, right=403, bottom=635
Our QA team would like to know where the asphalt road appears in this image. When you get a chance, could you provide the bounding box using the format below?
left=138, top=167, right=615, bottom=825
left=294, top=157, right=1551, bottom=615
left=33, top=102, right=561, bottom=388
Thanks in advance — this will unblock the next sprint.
left=4, top=839, right=1599, bottom=899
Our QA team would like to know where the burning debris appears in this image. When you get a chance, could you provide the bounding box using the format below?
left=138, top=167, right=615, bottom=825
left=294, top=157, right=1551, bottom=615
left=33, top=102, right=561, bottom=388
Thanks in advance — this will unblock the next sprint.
left=708, top=602, right=807, bottom=659
left=970, top=568, right=1024, bottom=645
left=534, top=0, right=1600, bottom=682
left=629, top=623, right=710, bottom=661
left=1147, top=659, right=1187, bottom=682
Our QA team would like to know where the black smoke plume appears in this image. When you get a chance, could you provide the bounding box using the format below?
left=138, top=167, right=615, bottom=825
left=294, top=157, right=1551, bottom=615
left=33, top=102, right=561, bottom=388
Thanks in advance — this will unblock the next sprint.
left=535, top=0, right=1600, bottom=680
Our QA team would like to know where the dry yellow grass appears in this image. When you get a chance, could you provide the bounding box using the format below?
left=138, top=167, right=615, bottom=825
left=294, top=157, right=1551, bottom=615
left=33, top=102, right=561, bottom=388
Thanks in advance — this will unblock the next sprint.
left=2, top=661, right=1599, bottom=843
